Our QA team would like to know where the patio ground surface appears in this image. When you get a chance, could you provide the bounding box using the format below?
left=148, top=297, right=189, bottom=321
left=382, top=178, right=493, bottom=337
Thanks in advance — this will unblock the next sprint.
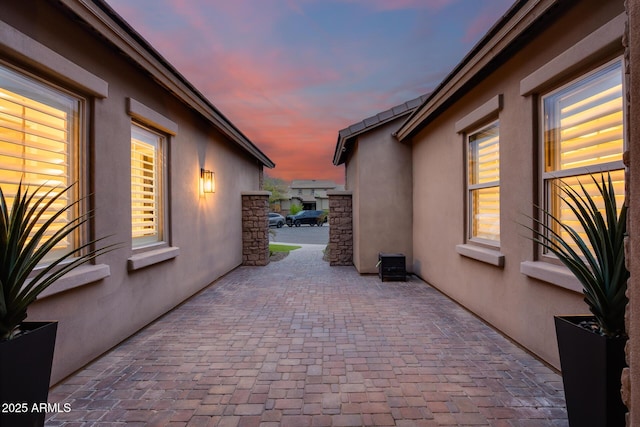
left=46, top=244, right=568, bottom=426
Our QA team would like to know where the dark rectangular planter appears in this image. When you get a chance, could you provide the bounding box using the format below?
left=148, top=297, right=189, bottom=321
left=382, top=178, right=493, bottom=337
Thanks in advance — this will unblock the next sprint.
left=554, top=315, right=626, bottom=426
left=0, top=321, right=58, bottom=427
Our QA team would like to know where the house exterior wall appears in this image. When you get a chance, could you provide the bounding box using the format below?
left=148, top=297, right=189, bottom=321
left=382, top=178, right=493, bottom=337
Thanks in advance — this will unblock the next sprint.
left=287, top=181, right=337, bottom=213
left=345, top=118, right=413, bottom=274
left=1, top=1, right=265, bottom=384
left=410, top=0, right=625, bottom=368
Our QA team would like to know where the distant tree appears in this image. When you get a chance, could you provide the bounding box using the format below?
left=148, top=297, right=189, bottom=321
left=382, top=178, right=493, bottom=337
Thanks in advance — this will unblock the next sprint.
left=263, top=175, right=288, bottom=205
left=289, top=203, right=302, bottom=215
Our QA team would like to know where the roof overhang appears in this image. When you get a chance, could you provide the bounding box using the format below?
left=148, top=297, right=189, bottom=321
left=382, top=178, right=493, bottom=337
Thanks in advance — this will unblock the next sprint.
left=333, top=94, right=428, bottom=165
left=59, top=0, right=275, bottom=168
left=395, top=0, right=561, bottom=142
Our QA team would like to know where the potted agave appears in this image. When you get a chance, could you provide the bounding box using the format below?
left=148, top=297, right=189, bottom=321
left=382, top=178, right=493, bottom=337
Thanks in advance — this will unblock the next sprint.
left=526, top=173, right=628, bottom=426
left=0, top=182, right=117, bottom=427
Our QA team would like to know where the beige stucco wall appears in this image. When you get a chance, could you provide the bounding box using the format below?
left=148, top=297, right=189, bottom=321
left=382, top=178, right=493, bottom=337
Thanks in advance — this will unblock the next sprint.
left=1, top=2, right=264, bottom=384
left=345, top=118, right=413, bottom=274
left=410, top=0, right=625, bottom=368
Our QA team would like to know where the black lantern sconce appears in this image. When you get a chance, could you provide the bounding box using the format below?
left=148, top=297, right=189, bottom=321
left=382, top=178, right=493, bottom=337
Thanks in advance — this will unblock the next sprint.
left=200, top=168, right=215, bottom=194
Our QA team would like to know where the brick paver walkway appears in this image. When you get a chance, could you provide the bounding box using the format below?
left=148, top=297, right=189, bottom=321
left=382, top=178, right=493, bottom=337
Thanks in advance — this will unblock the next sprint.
left=46, top=245, right=568, bottom=426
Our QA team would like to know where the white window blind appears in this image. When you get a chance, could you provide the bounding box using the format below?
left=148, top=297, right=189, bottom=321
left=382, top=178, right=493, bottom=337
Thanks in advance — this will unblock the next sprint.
left=542, top=59, right=624, bottom=253
left=468, top=121, right=500, bottom=243
left=131, top=124, right=162, bottom=247
left=0, top=65, right=80, bottom=260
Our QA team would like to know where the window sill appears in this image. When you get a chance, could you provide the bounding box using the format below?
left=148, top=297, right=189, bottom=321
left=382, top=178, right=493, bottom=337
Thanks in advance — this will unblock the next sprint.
left=520, top=261, right=582, bottom=293
left=456, top=244, right=504, bottom=267
left=128, top=246, right=180, bottom=271
left=37, top=264, right=111, bottom=300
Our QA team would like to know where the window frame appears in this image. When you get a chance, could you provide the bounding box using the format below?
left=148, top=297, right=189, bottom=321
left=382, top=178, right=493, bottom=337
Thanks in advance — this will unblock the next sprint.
left=538, top=57, right=625, bottom=264
left=130, top=121, right=168, bottom=251
left=454, top=95, right=504, bottom=267
left=125, top=98, right=178, bottom=269
left=0, top=61, right=89, bottom=263
left=466, top=120, right=501, bottom=247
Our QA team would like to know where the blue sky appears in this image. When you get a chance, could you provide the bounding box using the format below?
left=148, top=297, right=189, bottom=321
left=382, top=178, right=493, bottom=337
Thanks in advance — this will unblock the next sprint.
left=106, top=0, right=516, bottom=183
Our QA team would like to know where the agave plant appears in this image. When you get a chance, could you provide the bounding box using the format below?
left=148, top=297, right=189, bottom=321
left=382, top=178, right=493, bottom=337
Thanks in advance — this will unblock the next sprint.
left=0, top=182, right=118, bottom=340
left=526, top=173, right=628, bottom=338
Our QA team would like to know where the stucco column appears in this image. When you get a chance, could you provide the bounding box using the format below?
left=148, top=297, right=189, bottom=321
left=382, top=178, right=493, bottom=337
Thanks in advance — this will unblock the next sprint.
left=327, top=190, right=353, bottom=266
left=242, top=191, right=270, bottom=266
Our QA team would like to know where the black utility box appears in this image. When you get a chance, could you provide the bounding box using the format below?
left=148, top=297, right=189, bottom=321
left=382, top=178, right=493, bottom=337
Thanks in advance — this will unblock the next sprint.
left=378, top=253, right=406, bottom=282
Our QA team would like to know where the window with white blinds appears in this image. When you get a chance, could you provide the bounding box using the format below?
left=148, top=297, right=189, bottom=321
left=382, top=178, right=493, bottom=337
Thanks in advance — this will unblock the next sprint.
left=0, top=65, right=80, bottom=261
left=542, top=58, right=624, bottom=254
left=468, top=121, right=500, bottom=244
left=131, top=124, right=163, bottom=248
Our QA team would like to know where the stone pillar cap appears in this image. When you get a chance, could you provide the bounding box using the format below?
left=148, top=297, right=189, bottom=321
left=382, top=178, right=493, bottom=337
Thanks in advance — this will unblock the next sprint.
left=327, top=190, right=352, bottom=196
left=241, top=191, right=271, bottom=196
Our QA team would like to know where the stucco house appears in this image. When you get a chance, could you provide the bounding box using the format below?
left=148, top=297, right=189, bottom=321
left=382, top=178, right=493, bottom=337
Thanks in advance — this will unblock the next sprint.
left=334, top=0, right=626, bottom=371
left=333, top=95, right=428, bottom=273
left=273, top=179, right=343, bottom=214
left=289, top=179, right=341, bottom=211
left=0, top=0, right=274, bottom=383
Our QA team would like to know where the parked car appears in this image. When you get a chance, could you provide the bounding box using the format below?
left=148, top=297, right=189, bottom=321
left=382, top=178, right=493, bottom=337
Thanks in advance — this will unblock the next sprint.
left=286, top=210, right=327, bottom=227
left=268, top=212, right=285, bottom=228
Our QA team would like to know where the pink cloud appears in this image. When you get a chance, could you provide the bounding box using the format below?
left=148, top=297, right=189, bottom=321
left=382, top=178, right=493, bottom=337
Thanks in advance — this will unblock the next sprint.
left=340, top=0, right=456, bottom=11
left=106, top=0, right=511, bottom=185
left=462, top=1, right=514, bottom=43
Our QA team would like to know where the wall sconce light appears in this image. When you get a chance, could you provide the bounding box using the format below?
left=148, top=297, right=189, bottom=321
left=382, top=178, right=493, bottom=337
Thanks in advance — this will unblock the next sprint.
left=200, top=168, right=215, bottom=193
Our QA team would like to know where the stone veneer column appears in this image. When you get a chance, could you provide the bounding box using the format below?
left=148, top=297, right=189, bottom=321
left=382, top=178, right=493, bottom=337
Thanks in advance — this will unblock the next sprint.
left=242, top=191, right=270, bottom=266
left=623, top=2, right=638, bottom=425
left=327, top=190, right=353, bottom=266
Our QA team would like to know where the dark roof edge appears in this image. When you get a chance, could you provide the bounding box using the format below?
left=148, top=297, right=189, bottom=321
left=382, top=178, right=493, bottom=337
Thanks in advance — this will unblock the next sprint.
left=396, top=0, right=558, bottom=141
left=62, top=0, right=275, bottom=168
left=332, top=93, right=429, bottom=165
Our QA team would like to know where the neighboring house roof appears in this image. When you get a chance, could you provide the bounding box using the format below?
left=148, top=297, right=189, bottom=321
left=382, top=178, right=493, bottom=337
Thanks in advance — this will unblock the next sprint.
left=275, top=183, right=344, bottom=202
left=58, top=0, right=275, bottom=169
left=396, top=0, right=565, bottom=141
left=333, top=94, right=429, bottom=165
left=290, top=180, right=340, bottom=189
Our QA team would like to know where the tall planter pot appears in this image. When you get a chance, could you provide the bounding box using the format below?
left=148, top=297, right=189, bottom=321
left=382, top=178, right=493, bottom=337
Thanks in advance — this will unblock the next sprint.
left=554, top=315, right=626, bottom=426
left=0, top=322, right=57, bottom=427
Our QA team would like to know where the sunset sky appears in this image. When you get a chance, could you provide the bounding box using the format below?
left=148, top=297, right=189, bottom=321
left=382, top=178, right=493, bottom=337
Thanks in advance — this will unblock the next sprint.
left=106, top=0, right=516, bottom=184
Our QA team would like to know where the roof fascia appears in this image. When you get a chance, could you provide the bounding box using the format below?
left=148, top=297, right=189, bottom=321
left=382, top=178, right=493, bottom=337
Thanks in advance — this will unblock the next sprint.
left=333, top=108, right=416, bottom=165
left=396, top=0, right=557, bottom=141
left=59, top=0, right=275, bottom=168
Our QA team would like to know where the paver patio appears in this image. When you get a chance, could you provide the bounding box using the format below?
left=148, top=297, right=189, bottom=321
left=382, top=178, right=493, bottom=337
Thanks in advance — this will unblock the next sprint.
left=46, top=244, right=568, bottom=426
